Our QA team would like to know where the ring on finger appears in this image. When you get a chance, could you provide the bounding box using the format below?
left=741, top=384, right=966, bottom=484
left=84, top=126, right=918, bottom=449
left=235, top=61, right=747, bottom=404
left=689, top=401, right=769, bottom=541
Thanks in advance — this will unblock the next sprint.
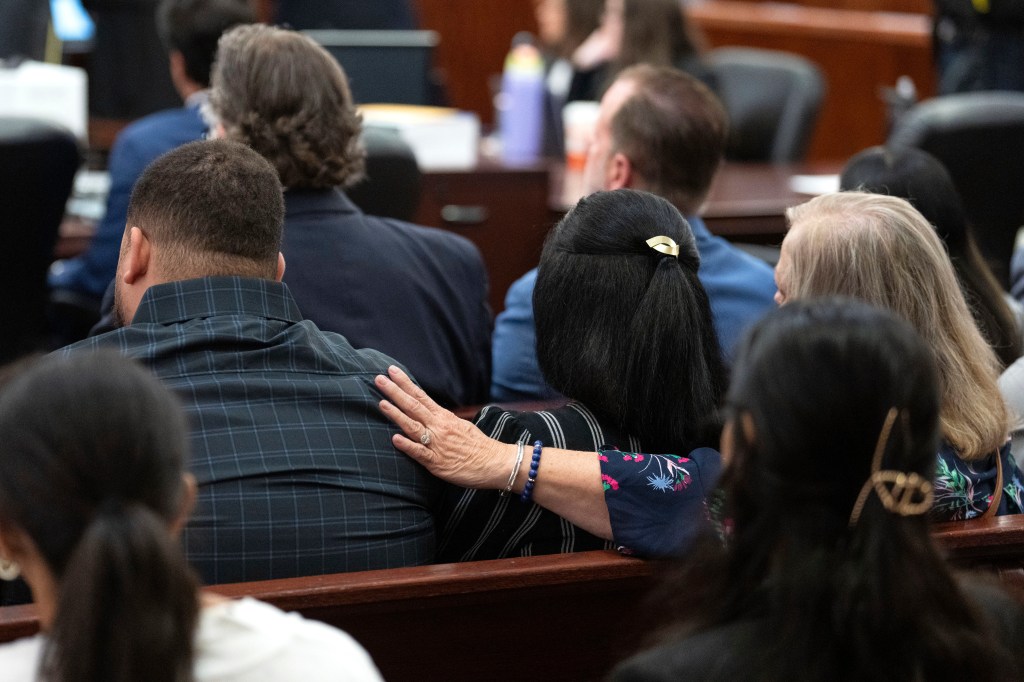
left=420, top=428, right=433, bottom=446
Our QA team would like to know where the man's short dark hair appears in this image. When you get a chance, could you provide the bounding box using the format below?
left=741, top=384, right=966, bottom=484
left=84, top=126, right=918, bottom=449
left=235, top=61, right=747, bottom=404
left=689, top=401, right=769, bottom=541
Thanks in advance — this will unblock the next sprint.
left=157, top=0, right=253, bottom=87
left=610, top=64, right=727, bottom=213
left=126, top=139, right=284, bottom=279
left=209, top=24, right=365, bottom=190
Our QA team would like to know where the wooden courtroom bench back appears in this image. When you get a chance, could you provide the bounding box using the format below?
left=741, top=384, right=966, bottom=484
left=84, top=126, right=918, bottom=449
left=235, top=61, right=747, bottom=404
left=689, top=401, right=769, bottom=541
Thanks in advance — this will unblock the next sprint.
left=932, top=516, right=1024, bottom=590
left=4, top=521, right=1024, bottom=680
left=0, top=550, right=657, bottom=682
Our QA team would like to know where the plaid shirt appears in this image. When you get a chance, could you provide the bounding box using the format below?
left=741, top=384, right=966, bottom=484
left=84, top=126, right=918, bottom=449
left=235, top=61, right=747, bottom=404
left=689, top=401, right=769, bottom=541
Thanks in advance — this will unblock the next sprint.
left=60, top=277, right=438, bottom=584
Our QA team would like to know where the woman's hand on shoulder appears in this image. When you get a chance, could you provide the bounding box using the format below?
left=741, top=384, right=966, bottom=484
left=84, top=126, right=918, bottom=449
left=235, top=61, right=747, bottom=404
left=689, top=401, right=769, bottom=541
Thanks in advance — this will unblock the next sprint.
left=376, top=366, right=514, bottom=490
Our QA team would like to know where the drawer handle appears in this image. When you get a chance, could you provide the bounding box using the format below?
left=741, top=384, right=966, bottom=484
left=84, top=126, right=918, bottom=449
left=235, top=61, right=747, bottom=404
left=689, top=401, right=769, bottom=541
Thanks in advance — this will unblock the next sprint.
left=441, top=204, right=489, bottom=226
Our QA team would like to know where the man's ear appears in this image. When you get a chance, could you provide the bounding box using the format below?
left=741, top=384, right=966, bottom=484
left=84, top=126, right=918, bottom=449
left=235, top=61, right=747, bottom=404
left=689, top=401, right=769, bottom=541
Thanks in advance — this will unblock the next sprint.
left=169, top=473, right=198, bottom=537
left=607, top=151, right=634, bottom=190
left=275, top=252, right=286, bottom=282
left=122, top=226, right=152, bottom=284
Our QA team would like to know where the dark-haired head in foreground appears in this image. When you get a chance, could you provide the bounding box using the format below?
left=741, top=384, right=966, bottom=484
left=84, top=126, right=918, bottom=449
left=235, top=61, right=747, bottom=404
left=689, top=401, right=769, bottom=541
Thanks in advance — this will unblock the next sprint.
left=840, top=145, right=1021, bottom=368
left=612, top=298, right=1024, bottom=681
left=536, top=188, right=725, bottom=452
left=0, top=352, right=199, bottom=682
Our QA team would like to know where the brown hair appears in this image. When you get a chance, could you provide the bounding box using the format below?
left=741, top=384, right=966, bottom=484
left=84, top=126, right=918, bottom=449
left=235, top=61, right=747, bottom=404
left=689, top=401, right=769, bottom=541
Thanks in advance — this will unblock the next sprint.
left=610, top=64, right=726, bottom=213
left=561, top=0, right=605, bottom=58
left=784, top=192, right=1009, bottom=459
left=209, top=24, right=365, bottom=189
left=126, top=139, right=284, bottom=280
left=616, top=0, right=704, bottom=71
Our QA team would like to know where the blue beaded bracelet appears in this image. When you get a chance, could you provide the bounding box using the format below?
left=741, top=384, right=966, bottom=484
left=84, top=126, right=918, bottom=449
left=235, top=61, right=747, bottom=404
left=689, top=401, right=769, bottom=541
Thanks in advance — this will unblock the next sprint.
left=520, top=440, right=543, bottom=503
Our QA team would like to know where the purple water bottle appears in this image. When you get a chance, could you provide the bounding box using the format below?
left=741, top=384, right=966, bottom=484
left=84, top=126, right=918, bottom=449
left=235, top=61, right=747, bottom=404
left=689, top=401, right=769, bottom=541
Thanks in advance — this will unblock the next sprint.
left=498, top=32, right=544, bottom=165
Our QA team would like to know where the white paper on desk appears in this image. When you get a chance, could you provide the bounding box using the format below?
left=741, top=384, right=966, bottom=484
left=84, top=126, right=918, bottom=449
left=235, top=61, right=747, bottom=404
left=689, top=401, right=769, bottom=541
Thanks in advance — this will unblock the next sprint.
left=789, top=174, right=840, bottom=196
left=0, top=60, right=88, bottom=141
left=360, top=105, right=480, bottom=170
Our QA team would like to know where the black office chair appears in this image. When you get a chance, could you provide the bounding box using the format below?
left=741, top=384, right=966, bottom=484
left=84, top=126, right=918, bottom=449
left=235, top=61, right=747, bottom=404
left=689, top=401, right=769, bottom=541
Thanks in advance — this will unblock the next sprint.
left=0, top=117, right=80, bottom=362
left=346, top=125, right=422, bottom=221
left=888, top=92, right=1024, bottom=287
left=707, top=47, right=826, bottom=163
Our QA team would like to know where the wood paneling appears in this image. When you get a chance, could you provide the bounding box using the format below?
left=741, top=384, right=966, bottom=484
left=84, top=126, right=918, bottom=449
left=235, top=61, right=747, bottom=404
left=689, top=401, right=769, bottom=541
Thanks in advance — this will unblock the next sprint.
left=690, top=1, right=937, bottom=161
left=256, top=1, right=937, bottom=161
left=414, top=0, right=537, bottom=127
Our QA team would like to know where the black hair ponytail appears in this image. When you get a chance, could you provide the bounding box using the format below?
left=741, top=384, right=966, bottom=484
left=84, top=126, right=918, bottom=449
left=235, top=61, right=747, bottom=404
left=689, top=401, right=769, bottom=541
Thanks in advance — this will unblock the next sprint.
left=44, top=504, right=200, bottom=682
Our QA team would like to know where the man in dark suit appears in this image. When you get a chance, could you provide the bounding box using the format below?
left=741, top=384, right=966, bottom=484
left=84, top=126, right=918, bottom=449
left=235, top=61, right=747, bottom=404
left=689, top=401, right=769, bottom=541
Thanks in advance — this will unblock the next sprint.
left=49, top=0, right=253, bottom=334
left=208, top=24, right=492, bottom=408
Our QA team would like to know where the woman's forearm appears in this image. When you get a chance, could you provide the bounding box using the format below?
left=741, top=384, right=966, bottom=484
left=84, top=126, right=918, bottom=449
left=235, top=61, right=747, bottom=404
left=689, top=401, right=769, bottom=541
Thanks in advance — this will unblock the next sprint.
left=508, top=446, right=612, bottom=540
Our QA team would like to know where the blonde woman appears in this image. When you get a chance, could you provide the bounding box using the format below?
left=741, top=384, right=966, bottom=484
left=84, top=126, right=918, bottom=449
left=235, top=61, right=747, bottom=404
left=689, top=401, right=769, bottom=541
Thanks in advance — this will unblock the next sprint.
left=775, top=191, right=1024, bottom=520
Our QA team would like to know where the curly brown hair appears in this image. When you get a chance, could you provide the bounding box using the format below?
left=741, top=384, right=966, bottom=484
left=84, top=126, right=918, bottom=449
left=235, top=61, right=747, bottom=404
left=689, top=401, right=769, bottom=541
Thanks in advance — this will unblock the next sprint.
left=209, top=24, right=365, bottom=189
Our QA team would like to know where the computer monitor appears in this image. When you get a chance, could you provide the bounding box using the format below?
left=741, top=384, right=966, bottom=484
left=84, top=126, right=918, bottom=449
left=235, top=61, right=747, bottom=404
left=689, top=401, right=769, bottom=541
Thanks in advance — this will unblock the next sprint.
left=304, top=30, right=439, bottom=106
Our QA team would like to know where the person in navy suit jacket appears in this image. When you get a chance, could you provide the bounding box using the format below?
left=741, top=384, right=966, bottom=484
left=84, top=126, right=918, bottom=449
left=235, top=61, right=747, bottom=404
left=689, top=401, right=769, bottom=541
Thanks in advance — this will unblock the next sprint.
left=207, top=24, right=492, bottom=408
left=48, top=0, right=253, bottom=336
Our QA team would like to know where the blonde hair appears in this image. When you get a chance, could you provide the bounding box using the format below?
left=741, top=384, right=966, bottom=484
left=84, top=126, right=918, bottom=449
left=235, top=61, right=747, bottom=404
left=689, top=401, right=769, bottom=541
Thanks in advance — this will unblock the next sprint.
left=784, top=191, right=1008, bottom=460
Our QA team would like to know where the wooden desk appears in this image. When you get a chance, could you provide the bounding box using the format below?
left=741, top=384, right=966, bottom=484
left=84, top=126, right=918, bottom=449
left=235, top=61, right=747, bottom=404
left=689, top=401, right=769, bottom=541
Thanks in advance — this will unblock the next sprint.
left=414, top=160, right=555, bottom=315
left=703, top=160, right=840, bottom=243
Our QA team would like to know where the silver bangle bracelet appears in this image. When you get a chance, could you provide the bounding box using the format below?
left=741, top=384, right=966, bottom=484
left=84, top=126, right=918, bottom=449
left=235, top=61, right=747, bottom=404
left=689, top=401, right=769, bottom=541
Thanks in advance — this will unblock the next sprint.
left=500, top=441, right=525, bottom=497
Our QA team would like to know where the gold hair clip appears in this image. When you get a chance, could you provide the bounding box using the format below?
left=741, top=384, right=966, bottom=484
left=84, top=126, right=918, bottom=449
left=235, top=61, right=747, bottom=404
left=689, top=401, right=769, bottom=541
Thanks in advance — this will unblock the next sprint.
left=646, top=236, right=679, bottom=258
left=848, top=407, right=934, bottom=527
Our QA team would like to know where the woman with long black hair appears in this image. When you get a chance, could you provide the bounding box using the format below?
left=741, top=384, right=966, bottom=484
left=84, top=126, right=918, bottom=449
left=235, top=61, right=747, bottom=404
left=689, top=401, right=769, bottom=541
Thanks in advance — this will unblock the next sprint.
left=0, top=352, right=382, bottom=682
left=610, top=299, right=1024, bottom=680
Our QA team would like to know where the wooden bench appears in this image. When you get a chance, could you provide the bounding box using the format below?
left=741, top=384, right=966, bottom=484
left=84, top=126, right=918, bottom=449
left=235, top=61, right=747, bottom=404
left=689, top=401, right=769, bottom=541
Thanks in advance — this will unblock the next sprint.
left=933, top=515, right=1024, bottom=590
left=0, top=550, right=657, bottom=682
left=5, top=518, right=1024, bottom=679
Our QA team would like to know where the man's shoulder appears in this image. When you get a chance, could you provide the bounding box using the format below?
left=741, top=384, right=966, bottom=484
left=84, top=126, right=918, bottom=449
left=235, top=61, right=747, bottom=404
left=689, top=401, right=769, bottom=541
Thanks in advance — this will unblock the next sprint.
left=693, top=227, right=776, bottom=291
left=120, top=105, right=203, bottom=137
left=57, top=327, right=133, bottom=356
left=498, top=268, right=539, bottom=314
left=113, top=106, right=205, bottom=157
left=364, top=213, right=484, bottom=264
left=59, top=316, right=403, bottom=380
left=303, top=323, right=406, bottom=374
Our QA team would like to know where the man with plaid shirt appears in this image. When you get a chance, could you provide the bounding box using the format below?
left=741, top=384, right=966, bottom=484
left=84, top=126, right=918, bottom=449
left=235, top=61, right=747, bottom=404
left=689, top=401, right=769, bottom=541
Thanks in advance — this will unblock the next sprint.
left=59, top=139, right=438, bottom=585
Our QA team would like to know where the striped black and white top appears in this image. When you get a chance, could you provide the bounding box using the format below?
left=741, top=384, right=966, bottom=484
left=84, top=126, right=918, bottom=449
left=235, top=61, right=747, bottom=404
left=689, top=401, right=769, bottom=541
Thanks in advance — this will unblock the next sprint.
left=435, top=402, right=643, bottom=562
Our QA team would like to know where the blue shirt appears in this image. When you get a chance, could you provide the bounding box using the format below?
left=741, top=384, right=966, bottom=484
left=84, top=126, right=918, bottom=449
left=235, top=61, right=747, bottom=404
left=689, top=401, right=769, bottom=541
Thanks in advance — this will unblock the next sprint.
left=490, top=215, right=777, bottom=401
left=48, top=99, right=207, bottom=298
left=59, top=277, right=439, bottom=584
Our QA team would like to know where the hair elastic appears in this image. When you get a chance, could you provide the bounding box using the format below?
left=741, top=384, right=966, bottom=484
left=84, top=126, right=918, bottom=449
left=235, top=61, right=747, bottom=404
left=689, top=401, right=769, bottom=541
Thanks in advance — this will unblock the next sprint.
left=848, top=407, right=934, bottom=526
left=646, top=236, right=679, bottom=258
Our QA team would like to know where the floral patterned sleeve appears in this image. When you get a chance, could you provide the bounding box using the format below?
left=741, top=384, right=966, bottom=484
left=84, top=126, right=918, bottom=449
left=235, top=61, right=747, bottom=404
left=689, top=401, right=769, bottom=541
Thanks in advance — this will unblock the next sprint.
left=932, top=441, right=1024, bottom=521
left=599, top=446, right=722, bottom=558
